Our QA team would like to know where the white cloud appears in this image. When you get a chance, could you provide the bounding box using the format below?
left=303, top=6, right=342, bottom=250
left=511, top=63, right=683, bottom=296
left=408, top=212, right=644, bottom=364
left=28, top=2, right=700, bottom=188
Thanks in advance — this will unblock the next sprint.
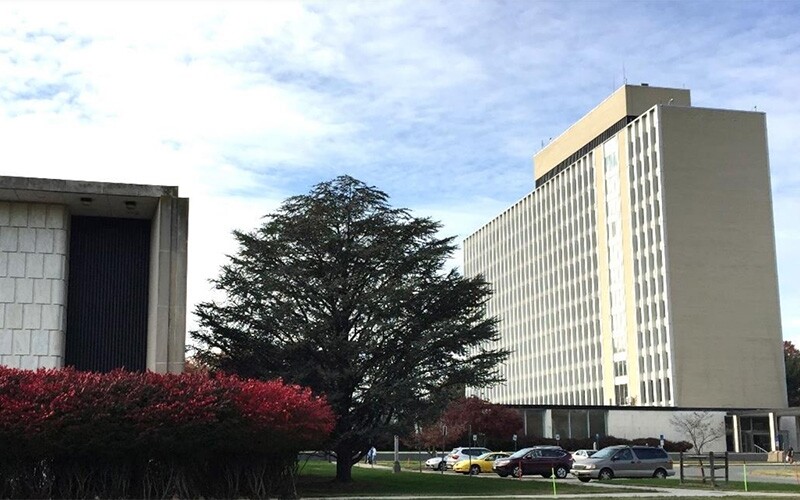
left=1, top=0, right=798, bottom=343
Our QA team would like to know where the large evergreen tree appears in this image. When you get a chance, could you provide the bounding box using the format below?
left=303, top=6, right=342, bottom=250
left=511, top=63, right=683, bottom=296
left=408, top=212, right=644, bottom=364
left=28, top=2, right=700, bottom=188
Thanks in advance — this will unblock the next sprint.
left=192, top=176, right=507, bottom=482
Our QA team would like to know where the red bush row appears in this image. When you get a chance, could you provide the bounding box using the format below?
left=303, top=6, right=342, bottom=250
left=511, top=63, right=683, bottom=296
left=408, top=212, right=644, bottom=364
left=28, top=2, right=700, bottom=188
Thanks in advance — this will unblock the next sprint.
left=0, top=367, right=334, bottom=459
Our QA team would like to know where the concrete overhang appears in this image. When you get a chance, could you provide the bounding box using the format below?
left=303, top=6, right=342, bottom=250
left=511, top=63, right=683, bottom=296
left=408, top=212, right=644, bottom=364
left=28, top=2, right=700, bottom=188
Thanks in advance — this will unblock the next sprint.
left=0, top=176, right=179, bottom=219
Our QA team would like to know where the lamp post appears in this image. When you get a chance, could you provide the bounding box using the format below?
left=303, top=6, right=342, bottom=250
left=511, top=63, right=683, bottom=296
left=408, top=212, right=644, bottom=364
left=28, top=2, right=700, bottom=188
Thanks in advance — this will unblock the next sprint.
left=393, top=435, right=401, bottom=473
left=441, top=424, right=447, bottom=474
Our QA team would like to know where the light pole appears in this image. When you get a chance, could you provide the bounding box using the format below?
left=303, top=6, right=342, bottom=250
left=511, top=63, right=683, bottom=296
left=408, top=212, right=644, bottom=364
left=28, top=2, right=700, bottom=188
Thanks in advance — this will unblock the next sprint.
left=441, top=424, right=447, bottom=474
left=393, top=435, right=401, bottom=473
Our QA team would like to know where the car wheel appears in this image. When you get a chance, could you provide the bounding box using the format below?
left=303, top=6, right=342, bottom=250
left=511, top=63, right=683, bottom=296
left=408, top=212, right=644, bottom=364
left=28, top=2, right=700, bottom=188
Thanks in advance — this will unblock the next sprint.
left=653, top=468, right=667, bottom=479
left=470, top=465, right=481, bottom=475
left=554, top=466, right=569, bottom=479
left=599, top=468, right=614, bottom=481
left=437, top=461, right=445, bottom=471
left=578, top=477, right=591, bottom=483
left=512, top=466, right=523, bottom=478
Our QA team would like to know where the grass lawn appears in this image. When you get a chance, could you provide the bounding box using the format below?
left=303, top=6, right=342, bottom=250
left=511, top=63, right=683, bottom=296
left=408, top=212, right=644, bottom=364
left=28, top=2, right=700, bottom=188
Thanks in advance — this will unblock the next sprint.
left=613, top=477, right=800, bottom=494
left=295, top=461, right=647, bottom=497
left=296, top=462, right=800, bottom=499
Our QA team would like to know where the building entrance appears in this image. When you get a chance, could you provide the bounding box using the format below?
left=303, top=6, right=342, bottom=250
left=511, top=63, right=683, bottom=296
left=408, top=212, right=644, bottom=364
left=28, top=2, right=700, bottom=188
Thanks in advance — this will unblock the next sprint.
left=65, top=216, right=151, bottom=372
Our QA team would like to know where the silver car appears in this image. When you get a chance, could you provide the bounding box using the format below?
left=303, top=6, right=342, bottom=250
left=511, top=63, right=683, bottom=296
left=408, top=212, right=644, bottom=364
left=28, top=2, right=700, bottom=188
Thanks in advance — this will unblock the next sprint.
left=570, top=445, right=674, bottom=482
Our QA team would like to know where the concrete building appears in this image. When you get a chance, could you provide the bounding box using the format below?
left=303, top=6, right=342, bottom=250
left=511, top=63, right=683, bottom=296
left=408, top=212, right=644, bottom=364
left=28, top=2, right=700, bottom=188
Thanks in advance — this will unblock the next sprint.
left=0, top=176, right=188, bottom=374
left=464, top=85, right=792, bottom=451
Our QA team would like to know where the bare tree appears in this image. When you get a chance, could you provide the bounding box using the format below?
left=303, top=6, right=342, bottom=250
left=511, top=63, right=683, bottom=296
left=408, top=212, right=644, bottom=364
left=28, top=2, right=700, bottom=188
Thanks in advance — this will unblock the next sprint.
left=670, top=411, right=725, bottom=481
left=670, top=411, right=725, bottom=454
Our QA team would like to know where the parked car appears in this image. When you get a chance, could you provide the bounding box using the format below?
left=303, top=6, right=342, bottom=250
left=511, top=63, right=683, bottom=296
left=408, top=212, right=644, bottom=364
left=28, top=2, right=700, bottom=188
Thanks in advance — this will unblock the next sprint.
left=424, top=455, right=447, bottom=471
left=571, top=449, right=597, bottom=460
left=570, top=445, right=674, bottom=482
left=445, top=447, right=492, bottom=469
left=492, top=446, right=573, bottom=478
left=453, top=452, right=510, bottom=475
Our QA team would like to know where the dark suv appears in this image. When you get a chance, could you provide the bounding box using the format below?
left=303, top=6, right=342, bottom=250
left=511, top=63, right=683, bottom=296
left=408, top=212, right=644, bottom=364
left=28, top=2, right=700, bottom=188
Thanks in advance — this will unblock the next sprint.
left=492, top=446, right=573, bottom=478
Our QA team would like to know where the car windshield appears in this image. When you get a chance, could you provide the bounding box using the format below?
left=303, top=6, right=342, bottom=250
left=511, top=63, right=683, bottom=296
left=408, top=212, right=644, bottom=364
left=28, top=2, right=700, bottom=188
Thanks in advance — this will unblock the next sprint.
left=591, top=447, right=621, bottom=459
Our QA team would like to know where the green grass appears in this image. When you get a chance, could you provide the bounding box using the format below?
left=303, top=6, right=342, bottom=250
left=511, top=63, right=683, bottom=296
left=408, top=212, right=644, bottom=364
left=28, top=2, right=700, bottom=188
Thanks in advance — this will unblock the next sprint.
left=295, top=461, right=646, bottom=497
left=615, top=476, right=800, bottom=493
left=295, top=462, right=800, bottom=498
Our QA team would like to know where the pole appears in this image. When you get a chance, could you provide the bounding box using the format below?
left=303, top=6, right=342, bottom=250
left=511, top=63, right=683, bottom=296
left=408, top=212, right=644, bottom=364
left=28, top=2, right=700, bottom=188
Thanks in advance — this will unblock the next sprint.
left=393, top=435, right=401, bottom=473
left=468, top=424, right=472, bottom=472
left=709, top=452, right=716, bottom=487
left=743, top=462, right=748, bottom=492
left=724, top=451, right=729, bottom=483
left=551, top=467, right=557, bottom=496
left=441, top=424, right=447, bottom=475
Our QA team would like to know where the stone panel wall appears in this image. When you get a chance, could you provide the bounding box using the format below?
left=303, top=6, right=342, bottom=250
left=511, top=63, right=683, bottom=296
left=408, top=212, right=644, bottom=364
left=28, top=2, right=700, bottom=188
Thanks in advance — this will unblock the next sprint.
left=0, top=202, right=69, bottom=369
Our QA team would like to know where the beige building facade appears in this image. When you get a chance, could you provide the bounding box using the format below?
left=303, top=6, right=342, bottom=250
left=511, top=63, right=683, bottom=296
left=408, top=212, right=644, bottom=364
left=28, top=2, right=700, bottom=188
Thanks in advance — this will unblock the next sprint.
left=0, top=176, right=188, bottom=374
left=465, top=85, right=786, bottom=415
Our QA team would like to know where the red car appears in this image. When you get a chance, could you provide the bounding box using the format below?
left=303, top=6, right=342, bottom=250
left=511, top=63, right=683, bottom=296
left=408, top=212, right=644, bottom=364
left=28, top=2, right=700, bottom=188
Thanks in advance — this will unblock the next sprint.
left=492, top=446, right=573, bottom=479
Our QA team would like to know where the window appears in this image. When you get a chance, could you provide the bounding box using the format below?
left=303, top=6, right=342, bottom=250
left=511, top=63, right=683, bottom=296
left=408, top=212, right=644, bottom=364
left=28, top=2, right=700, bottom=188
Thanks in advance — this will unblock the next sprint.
left=615, top=449, right=633, bottom=461
left=634, top=447, right=668, bottom=459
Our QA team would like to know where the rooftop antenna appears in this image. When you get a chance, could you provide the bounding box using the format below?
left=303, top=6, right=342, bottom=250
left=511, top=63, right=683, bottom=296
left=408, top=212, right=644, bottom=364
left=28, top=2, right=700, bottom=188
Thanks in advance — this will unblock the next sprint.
left=622, top=63, right=627, bottom=84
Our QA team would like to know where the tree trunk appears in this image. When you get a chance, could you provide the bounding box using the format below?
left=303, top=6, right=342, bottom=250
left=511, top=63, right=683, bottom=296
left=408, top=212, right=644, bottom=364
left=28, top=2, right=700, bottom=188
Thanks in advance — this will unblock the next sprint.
left=335, top=444, right=354, bottom=483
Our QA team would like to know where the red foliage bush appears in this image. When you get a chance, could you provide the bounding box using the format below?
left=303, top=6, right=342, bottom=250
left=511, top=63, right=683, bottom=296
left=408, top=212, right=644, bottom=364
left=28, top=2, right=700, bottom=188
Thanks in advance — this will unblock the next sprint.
left=0, top=367, right=334, bottom=498
left=0, top=367, right=333, bottom=457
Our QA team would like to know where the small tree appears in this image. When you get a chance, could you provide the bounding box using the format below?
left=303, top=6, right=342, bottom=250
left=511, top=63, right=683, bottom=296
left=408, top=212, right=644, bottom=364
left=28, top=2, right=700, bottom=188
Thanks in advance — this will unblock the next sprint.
left=192, top=176, right=508, bottom=482
left=670, top=411, right=725, bottom=454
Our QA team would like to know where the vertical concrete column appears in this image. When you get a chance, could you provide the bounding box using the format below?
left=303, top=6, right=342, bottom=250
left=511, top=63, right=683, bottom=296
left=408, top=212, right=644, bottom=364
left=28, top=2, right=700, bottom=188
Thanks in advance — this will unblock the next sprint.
left=544, top=409, right=553, bottom=438
left=146, top=196, right=189, bottom=373
left=732, top=415, right=741, bottom=453
left=522, top=409, right=528, bottom=436
left=769, top=412, right=777, bottom=452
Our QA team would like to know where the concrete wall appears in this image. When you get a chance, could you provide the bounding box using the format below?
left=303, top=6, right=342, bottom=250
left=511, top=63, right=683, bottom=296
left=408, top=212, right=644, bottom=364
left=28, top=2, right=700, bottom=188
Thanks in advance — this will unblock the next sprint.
left=608, top=409, right=727, bottom=452
left=147, top=196, right=189, bottom=374
left=0, top=202, right=69, bottom=369
left=659, top=106, right=786, bottom=408
left=0, top=176, right=188, bottom=374
left=534, top=85, right=690, bottom=181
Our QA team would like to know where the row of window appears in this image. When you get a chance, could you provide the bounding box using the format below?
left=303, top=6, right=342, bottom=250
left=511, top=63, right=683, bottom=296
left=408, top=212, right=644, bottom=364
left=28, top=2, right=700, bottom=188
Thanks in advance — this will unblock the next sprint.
left=627, top=109, right=672, bottom=406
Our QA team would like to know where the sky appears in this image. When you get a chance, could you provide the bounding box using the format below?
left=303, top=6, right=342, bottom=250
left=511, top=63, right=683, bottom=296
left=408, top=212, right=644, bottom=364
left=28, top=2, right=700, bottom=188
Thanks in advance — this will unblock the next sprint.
left=1, top=0, right=798, bottom=346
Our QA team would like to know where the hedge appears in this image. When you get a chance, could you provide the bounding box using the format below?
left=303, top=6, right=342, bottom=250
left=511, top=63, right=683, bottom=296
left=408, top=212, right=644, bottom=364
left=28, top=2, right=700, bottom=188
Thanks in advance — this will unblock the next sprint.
left=0, top=367, right=334, bottom=499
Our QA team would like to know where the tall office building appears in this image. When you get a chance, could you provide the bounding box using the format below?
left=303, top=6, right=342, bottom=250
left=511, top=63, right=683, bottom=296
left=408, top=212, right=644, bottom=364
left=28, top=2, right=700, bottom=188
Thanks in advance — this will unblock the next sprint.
left=464, top=85, right=785, bottom=411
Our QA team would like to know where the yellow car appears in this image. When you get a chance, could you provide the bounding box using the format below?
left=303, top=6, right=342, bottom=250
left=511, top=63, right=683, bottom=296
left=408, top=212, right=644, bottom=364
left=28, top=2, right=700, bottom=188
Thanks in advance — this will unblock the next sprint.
left=453, top=452, right=510, bottom=475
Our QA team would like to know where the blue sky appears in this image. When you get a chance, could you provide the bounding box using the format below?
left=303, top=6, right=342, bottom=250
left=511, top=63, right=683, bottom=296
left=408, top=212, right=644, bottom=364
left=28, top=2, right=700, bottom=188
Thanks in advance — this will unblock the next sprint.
left=1, top=1, right=798, bottom=346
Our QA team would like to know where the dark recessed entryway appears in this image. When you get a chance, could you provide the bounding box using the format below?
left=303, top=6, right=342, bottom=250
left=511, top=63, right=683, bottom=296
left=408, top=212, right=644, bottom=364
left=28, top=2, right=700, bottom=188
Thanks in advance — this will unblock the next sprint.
left=65, top=216, right=150, bottom=372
